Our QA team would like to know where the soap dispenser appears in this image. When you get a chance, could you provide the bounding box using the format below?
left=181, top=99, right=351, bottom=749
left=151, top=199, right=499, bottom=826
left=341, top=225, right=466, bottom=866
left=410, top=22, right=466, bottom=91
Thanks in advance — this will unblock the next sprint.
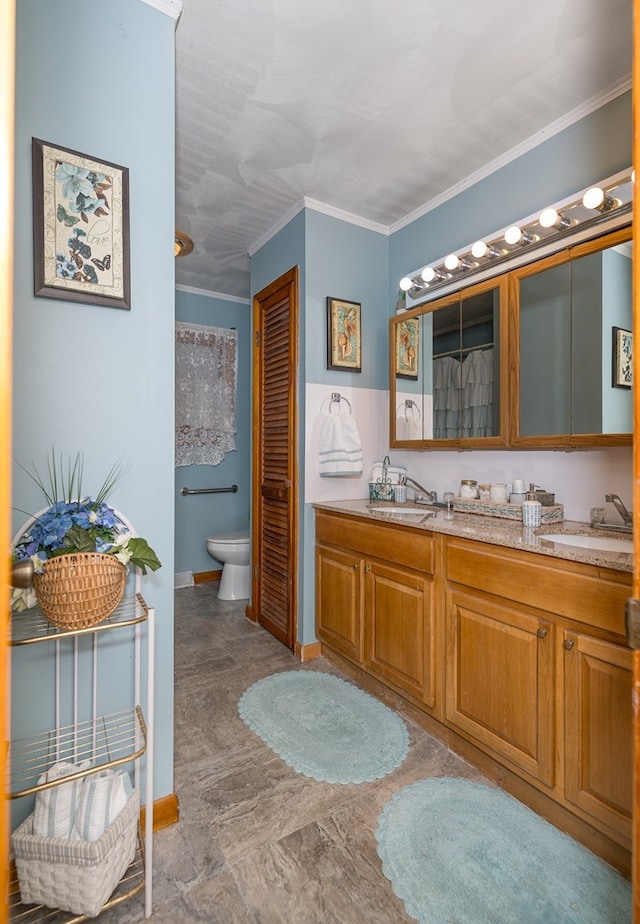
left=522, top=483, right=542, bottom=527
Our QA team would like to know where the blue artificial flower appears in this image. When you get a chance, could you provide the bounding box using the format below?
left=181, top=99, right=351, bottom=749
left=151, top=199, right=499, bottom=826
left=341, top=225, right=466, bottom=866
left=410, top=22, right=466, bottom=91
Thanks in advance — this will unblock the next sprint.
left=55, top=163, right=94, bottom=202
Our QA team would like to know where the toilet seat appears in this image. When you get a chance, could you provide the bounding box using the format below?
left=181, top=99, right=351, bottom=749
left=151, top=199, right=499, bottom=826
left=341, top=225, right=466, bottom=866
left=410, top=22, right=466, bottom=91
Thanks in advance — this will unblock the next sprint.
left=206, top=530, right=249, bottom=544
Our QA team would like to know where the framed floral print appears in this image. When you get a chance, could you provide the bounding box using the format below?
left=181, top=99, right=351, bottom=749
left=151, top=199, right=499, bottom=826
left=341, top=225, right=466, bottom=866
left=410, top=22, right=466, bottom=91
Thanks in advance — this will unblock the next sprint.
left=327, top=297, right=361, bottom=372
left=612, top=326, right=632, bottom=389
left=32, top=138, right=131, bottom=309
left=395, top=317, right=419, bottom=379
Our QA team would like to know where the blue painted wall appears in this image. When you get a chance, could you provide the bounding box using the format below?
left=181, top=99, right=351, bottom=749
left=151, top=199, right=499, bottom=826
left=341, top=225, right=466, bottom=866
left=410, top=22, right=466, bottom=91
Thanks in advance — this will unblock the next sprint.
left=251, top=91, right=632, bottom=650
left=12, top=0, right=176, bottom=820
left=174, top=288, right=251, bottom=575
left=389, top=92, right=632, bottom=305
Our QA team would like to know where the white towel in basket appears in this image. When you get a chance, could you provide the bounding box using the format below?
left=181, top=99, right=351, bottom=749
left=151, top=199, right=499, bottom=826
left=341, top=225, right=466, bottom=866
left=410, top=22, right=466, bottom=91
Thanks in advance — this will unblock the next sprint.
left=318, top=407, right=363, bottom=476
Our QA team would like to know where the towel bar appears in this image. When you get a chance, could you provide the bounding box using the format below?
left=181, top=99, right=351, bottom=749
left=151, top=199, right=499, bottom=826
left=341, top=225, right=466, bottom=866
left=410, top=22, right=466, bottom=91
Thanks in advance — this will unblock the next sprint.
left=180, top=485, right=238, bottom=496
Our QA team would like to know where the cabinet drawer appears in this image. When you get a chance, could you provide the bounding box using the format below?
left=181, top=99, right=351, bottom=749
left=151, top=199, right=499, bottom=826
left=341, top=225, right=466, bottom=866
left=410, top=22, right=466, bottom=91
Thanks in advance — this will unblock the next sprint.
left=316, top=511, right=434, bottom=573
left=446, top=537, right=630, bottom=636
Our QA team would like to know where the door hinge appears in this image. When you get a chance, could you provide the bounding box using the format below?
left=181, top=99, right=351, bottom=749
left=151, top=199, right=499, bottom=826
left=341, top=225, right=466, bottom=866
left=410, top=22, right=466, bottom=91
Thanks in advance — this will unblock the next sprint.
left=255, top=330, right=261, bottom=347
left=625, top=598, right=640, bottom=649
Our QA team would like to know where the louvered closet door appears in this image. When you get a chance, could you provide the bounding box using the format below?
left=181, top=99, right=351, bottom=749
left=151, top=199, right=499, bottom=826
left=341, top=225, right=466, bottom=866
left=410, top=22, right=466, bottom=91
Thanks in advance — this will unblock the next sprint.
left=252, top=267, right=298, bottom=649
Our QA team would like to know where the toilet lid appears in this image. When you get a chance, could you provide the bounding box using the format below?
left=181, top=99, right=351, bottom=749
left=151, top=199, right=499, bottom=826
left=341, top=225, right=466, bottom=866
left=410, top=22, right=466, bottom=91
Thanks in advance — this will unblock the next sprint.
left=207, top=530, right=250, bottom=544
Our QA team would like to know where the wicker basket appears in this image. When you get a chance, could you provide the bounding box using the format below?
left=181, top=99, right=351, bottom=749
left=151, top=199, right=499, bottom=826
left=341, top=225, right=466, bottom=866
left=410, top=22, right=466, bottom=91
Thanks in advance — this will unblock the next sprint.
left=34, top=553, right=126, bottom=629
left=12, top=790, right=139, bottom=918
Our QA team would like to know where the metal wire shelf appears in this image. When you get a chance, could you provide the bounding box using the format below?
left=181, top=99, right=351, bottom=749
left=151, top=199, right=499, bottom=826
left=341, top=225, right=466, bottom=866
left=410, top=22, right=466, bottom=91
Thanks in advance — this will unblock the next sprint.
left=8, top=707, right=147, bottom=800
left=10, top=593, right=149, bottom=646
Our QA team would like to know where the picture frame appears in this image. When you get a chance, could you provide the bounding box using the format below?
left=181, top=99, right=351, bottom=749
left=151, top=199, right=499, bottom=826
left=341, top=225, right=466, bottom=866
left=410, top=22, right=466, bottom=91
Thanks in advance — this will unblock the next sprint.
left=612, top=326, right=633, bottom=389
left=395, top=317, right=420, bottom=379
left=32, top=138, right=131, bottom=309
left=327, top=297, right=361, bottom=372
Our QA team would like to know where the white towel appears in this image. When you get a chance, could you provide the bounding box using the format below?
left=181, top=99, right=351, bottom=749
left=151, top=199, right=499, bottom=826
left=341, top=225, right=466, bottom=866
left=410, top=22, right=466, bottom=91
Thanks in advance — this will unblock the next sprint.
left=318, top=409, right=363, bottom=476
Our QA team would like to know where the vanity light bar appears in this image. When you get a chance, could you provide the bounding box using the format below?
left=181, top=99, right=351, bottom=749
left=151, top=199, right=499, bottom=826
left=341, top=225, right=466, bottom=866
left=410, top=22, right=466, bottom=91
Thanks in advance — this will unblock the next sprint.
left=399, top=168, right=633, bottom=308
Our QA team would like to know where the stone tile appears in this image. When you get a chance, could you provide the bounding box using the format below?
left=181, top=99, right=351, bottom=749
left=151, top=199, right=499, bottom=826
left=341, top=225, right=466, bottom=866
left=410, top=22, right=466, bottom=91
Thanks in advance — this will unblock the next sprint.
left=87, top=585, right=497, bottom=923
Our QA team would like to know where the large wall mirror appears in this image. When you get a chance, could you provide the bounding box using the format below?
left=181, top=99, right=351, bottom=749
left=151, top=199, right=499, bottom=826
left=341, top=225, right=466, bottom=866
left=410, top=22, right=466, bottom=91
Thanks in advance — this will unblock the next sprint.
left=390, top=226, right=632, bottom=450
left=390, top=276, right=509, bottom=449
left=510, top=226, right=632, bottom=448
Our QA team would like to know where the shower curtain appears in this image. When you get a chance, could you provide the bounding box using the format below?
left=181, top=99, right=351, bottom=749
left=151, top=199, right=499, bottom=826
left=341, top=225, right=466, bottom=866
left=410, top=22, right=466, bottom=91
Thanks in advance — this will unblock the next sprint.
left=175, top=322, right=238, bottom=466
left=433, top=348, right=493, bottom=439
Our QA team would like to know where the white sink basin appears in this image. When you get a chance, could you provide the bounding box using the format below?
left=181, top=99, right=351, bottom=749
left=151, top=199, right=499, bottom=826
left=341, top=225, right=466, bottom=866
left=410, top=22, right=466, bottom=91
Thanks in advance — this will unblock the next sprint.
left=369, top=506, right=429, bottom=517
left=538, top=533, right=633, bottom=553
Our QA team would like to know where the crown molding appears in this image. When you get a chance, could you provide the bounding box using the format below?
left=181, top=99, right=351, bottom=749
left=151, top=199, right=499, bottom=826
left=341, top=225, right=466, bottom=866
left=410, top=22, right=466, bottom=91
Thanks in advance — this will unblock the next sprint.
left=139, top=0, right=183, bottom=21
left=389, top=76, right=632, bottom=234
left=247, top=196, right=388, bottom=257
left=245, top=77, right=632, bottom=258
left=301, top=198, right=388, bottom=235
left=175, top=283, right=250, bottom=305
left=247, top=200, right=306, bottom=257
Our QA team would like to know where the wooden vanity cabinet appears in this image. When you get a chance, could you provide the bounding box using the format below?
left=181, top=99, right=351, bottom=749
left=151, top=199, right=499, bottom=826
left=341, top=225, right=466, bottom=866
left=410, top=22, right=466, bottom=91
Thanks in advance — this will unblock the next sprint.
left=315, top=541, right=364, bottom=662
left=445, top=535, right=632, bottom=851
left=563, top=630, right=632, bottom=845
left=315, top=512, right=633, bottom=866
left=315, top=510, right=438, bottom=710
left=445, top=587, right=555, bottom=785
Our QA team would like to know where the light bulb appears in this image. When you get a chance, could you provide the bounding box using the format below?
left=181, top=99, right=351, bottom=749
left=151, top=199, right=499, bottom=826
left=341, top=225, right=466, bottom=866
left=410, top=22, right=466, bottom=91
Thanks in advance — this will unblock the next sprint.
left=421, top=267, right=436, bottom=283
left=582, top=187, right=605, bottom=210
left=471, top=241, right=488, bottom=258
left=504, top=226, right=523, bottom=245
left=539, top=208, right=559, bottom=228
left=399, top=277, right=413, bottom=292
left=444, top=254, right=460, bottom=271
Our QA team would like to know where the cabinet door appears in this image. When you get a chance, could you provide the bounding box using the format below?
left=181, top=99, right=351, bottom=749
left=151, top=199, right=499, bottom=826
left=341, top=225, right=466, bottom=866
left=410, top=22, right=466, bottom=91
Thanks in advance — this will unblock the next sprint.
left=364, top=560, right=436, bottom=708
left=564, top=631, right=632, bottom=844
left=316, top=543, right=363, bottom=662
left=445, top=590, right=555, bottom=785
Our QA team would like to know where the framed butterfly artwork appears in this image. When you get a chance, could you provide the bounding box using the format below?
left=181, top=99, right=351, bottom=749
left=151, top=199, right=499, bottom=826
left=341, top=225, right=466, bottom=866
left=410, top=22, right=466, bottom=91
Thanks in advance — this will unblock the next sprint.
left=32, top=138, right=131, bottom=309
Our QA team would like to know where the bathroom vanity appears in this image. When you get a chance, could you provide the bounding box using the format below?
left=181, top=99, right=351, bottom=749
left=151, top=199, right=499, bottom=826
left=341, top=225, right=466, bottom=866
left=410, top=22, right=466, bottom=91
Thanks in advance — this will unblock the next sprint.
left=314, top=501, right=633, bottom=875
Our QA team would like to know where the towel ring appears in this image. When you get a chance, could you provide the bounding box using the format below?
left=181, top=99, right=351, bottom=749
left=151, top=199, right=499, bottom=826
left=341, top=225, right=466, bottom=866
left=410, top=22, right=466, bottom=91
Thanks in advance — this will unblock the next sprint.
left=329, top=392, right=352, bottom=413
left=404, top=398, right=421, bottom=420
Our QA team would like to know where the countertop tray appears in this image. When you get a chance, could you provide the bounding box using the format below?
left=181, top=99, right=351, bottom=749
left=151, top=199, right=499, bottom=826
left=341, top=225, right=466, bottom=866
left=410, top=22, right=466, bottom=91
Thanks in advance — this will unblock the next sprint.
left=452, top=496, right=564, bottom=524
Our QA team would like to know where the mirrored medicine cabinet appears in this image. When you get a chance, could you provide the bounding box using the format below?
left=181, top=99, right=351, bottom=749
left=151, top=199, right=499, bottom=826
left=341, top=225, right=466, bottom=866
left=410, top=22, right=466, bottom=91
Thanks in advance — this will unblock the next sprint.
left=390, top=225, right=632, bottom=450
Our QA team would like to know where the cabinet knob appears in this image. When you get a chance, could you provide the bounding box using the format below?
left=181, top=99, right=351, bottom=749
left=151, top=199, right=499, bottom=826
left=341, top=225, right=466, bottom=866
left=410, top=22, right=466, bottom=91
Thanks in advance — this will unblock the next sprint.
left=564, top=638, right=575, bottom=650
left=364, top=565, right=371, bottom=573
left=536, top=627, right=548, bottom=639
left=353, top=563, right=359, bottom=571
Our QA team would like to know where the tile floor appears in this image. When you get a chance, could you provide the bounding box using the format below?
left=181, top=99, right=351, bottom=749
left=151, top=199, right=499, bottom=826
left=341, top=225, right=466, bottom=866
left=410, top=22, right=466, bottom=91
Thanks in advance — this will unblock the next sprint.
left=101, top=581, right=486, bottom=923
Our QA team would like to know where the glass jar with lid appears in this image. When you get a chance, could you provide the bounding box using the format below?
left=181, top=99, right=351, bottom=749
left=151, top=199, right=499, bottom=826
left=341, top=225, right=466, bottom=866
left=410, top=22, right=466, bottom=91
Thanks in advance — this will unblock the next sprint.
left=459, top=479, right=478, bottom=499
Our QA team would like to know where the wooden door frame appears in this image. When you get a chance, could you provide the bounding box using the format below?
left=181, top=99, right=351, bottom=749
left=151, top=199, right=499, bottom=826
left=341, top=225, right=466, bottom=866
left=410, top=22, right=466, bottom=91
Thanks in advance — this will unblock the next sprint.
left=633, top=2, right=639, bottom=918
left=1, top=2, right=15, bottom=921
left=249, top=267, right=299, bottom=649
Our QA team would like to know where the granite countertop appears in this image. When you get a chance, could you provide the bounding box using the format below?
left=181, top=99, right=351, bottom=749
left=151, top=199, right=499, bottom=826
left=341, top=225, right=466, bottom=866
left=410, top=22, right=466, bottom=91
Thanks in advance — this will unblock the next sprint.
left=312, top=498, right=633, bottom=574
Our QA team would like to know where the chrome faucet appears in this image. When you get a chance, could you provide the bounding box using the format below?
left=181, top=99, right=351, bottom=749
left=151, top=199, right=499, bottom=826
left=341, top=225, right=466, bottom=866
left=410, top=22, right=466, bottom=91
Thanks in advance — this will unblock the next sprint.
left=605, top=493, right=633, bottom=528
left=403, top=476, right=438, bottom=505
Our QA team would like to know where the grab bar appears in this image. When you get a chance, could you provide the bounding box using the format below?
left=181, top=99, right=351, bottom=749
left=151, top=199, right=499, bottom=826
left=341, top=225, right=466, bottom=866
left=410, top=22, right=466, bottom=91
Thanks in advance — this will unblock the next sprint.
left=180, top=485, right=238, bottom=496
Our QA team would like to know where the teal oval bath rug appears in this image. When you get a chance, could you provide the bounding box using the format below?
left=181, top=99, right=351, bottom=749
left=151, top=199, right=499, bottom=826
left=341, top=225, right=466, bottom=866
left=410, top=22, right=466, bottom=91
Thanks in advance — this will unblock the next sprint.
left=375, top=777, right=631, bottom=924
left=238, top=670, right=409, bottom=784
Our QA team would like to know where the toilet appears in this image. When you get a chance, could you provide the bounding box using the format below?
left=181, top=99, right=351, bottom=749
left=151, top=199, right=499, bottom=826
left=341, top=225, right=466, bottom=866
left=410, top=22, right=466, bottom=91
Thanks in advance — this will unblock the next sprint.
left=206, top=530, right=251, bottom=600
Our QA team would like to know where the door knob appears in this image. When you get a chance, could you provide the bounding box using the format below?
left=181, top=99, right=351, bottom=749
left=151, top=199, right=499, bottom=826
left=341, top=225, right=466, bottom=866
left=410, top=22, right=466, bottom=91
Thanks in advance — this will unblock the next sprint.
left=11, top=559, right=34, bottom=589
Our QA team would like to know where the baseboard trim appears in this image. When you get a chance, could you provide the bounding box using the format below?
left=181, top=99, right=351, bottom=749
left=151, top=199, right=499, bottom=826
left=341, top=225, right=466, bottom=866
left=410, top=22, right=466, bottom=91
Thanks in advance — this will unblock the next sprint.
left=295, top=640, right=322, bottom=662
left=140, top=792, right=180, bottom=832
left=193, top=570, right=221, bottom=584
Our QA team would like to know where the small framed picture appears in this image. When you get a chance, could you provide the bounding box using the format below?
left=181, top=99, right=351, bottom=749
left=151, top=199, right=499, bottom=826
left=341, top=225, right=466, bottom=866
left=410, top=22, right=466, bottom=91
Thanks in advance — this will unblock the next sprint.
left=32, top=138, right=131, bottom=309
left=612, top=326, right=632, bottom=389
left=327, top=297, right=361, bottom=372
left=395, top=318, right=419, bottom=379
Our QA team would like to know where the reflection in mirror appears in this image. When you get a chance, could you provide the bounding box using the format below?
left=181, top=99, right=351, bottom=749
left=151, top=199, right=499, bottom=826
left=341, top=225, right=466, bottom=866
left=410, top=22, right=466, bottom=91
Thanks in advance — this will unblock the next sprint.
left=431, top=288, right=500, bottom=438
left=519, top=238, right=632, bottom=437
left=394, top=315, right=424, bottom=440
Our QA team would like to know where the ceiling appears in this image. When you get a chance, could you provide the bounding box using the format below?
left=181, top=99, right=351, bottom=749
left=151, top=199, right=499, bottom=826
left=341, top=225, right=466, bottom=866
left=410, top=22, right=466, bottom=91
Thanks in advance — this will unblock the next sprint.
left=173, top=0, right=632, bottom=300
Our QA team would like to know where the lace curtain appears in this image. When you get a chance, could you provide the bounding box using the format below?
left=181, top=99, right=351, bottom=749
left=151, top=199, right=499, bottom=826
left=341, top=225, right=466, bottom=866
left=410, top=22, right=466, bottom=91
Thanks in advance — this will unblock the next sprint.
left=175, top=322, right=238, bottom=467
